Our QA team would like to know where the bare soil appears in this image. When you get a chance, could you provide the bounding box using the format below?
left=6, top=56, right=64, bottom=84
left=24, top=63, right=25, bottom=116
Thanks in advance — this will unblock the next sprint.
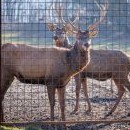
left=3, top=78, right=130, bottom=130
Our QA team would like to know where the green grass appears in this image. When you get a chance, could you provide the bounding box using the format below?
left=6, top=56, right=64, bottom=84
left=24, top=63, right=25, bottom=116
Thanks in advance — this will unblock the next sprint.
left=1, top=31, right=53, bottom=46
left=0, top=125, right=43, bottom=130
left=2, top=32, right=19, bottom=44
left=93, top=42, right=130, bottom=54
left=2, top=36, right=53, bottom=46
left=0, top=126, right=22, bottom=130
left=2, top=31, right=130, bottom=54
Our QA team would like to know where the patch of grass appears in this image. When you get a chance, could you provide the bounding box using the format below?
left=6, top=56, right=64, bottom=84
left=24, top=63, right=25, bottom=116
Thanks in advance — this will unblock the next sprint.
left=0, top=125, right=43, bottom=130
left=1, top=32, right=19, bottom=44
left=2, top=31, right=130, bottom=54
left=1, top=32, right=53, bottom=46
left=0, top=126, right=22, bottom=130
left=93, top=41, right=130, bottom=54
left=1, top=32, right=19, bottom=38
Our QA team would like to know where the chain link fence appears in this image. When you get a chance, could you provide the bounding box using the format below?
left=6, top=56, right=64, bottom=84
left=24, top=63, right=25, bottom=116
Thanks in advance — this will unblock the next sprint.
left=1, top=0, right=130, bottom=129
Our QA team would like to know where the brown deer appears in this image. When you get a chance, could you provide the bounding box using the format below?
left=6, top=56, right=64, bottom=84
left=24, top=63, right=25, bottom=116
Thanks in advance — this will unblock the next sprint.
left=1, top=3, right=95, bottom=123
left=50, top=0, right=130, bottom=117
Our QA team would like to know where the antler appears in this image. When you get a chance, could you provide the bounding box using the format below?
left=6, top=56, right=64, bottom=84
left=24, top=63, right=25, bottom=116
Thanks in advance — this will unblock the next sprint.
left=91, top=0, right=109, bottom=27
left=46, top=2, right=54, bottom=24
left=54, top=2, right=66, bottom=25
left=88, top=0, right=109, bottom=37
left=45, top=1, right=79, bottom=32
left=55, top=2, right=80, bottom=25
left=39, top=3, right=53, bottom=22
left=68, top=4, right=80, bottom=25
left=66, top=5, right=80, bottom=34
left=46, top=2, right=59, bottom=31
left=54, top=2, right=80, bottom=34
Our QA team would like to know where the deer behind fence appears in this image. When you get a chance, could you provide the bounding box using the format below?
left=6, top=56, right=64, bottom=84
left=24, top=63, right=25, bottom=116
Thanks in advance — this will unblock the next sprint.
left=46, top=0, right=130, bottom=118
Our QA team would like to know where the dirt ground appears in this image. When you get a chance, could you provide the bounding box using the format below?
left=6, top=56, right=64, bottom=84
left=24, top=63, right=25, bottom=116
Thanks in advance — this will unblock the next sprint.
left=3, top=78, right=130, bottom=130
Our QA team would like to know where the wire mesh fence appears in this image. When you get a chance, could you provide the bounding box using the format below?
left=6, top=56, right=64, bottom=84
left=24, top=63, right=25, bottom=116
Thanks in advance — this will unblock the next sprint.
left=1, top=0, right=130, bottom=130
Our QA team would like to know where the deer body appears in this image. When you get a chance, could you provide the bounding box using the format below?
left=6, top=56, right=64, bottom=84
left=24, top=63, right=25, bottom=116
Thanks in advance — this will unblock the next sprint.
left=2, top=43, right=71, bottom=84
left=84, top=49, right=130, bottom=81
left=54, top=31, right=130, bottom=116
left=50, top=0, right=130, bottom=117
left=1, top=42, right=90, bottom=122
left=75, top=49, right=130, bottom=113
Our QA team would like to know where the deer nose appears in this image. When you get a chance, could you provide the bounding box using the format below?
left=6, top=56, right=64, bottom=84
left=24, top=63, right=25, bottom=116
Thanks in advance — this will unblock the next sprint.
left=54, top=36, right=58, bottom=40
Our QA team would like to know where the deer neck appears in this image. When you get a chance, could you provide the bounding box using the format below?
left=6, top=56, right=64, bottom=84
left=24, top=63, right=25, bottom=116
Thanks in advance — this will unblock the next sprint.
left=66, top=44, right=90, bottom=75
left=63, top=37, right=72, bottom=49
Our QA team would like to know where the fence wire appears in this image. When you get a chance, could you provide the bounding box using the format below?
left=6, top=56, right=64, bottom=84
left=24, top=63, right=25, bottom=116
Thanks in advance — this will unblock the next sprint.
left=1, top=0, right=130, bottom=130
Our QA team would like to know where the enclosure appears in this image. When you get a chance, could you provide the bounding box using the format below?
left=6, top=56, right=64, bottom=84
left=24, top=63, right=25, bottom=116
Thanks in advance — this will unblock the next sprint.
left=1, top=0, right=130, bottom=130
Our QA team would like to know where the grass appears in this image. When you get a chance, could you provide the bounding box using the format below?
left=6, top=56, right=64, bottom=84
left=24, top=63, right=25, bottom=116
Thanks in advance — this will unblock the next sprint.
left=0, top=126, right=22, bottom=130
left=1, top=31, right=130, bottom=54
left=93, top=43, right=130, bottom=51
left=0, top=126, right=43, bottom=130
left=1, top=31, right=53, bottom=46
left=2, top=32, right=19, bottom=44
left=93, top=42, right=130, bottom=54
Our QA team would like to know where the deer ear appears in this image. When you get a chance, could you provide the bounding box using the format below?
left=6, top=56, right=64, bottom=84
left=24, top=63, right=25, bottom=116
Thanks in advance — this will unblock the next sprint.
left=88, top=25, right=98, bottom=38
left=48, top=23, right=57, bottom=31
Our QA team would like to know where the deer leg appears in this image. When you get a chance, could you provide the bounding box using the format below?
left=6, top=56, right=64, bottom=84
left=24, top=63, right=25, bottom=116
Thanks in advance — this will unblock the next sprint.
left=123, top=79, right=130, bottom=116
left=71, top=74, right=81, bottom=114
left=57, top=87, right=67, bottom=130
left=57, top=87, right=65, bottom=121
left=1, top=70, right=14, bottom=122
left=105, top=79, right=125, bottom=117
left=0, top=98, right=4, bottom=122
left=82, top=78, right=91, bottom=114
left=47, top=86, right=56, bottom=121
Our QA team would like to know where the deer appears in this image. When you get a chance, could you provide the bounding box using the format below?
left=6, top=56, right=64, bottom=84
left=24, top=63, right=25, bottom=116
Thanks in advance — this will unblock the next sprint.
left=1, top=2, right=95, bottom=123
left=49, top=0, right=130, bottom=117
left=1, top=40, right=91, bottom=123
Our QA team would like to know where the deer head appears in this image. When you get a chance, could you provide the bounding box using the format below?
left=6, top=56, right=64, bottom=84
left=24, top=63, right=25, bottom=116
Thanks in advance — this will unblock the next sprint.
left=53, top=0, right=108, bottom=48
left=40, top=2, right=79, bottom=47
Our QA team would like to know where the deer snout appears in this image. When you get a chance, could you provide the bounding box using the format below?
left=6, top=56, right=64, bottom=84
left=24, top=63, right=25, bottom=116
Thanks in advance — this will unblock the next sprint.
left=84, top=39, right=91, bottom=48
